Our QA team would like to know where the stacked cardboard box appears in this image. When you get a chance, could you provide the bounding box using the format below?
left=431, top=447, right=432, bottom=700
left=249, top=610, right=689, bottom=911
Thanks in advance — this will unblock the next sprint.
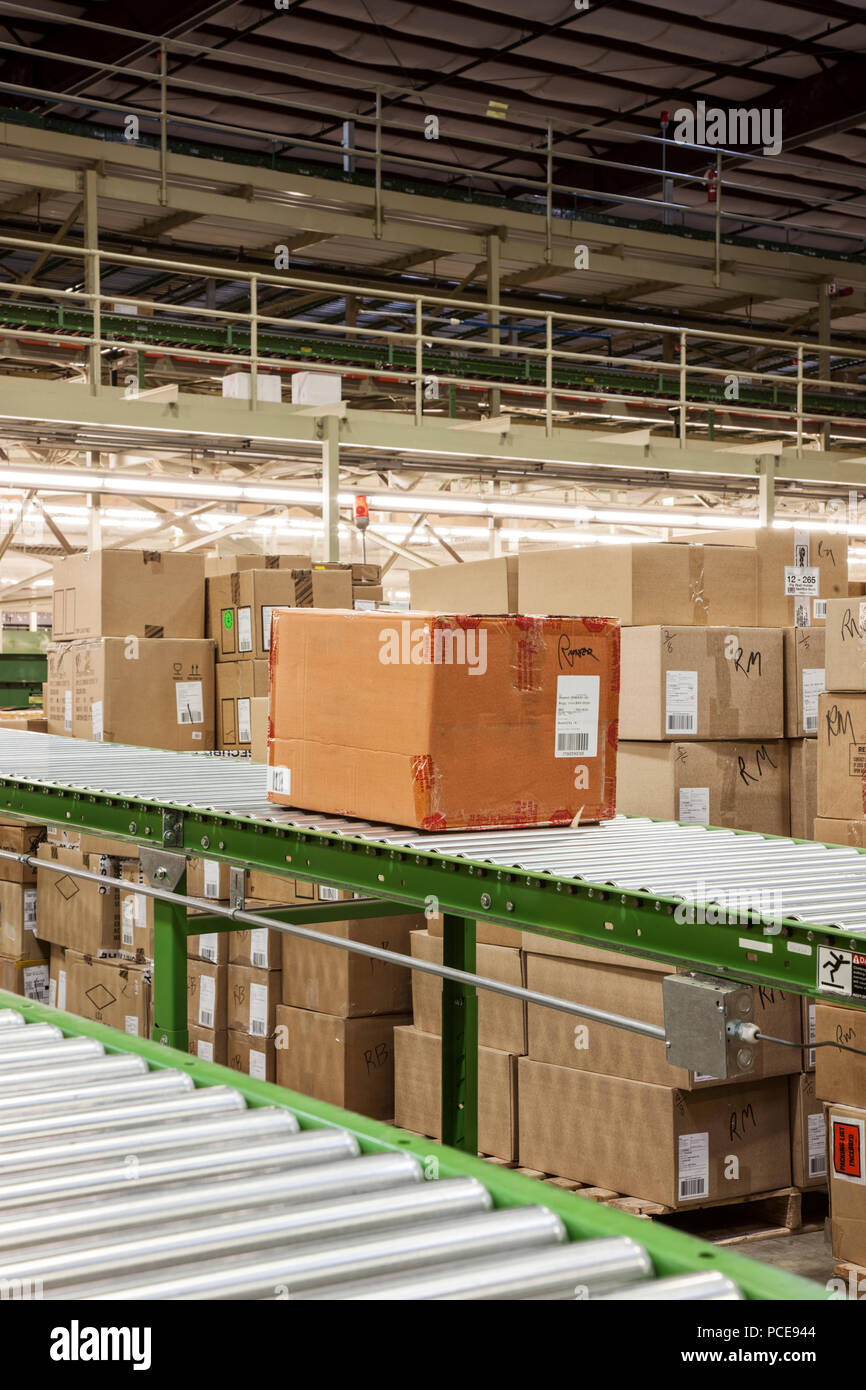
left=815, top=598, right=866, bottom=845
left=394, top=919, right=523, bottom=1161
left=0, top=819, right=49, bottom=1003
left=276, top=889, right=420, bottom=1118
left=516, top=936, right=800, bottom=1206
left=47, top=550, right=215, bottom=751
left=815, top=1003, right=866, bottom=1267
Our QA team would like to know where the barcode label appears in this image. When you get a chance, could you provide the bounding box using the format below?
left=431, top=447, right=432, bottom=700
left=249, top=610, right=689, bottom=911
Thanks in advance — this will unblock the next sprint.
left=665, top=670, right=698, bottom=736
left=678, top=1176, right=707, bottom=1199
left=24, top=887, right=36, bottom=929
left=268, top=765, right=291, bottom=795
left=556, top=731, right=590, bottom=753
left=199, top=933, right=218, bottom=963
left=813, top=599, right=827, bottom=619
left=237, top=606, right=252, bottom=653
left=250, top=1018, right=266, bottom=1037
left=249, top=982, right=268, bottom=1036
left=198, top=973, right=216, bottom=1028
left=22, top=965, right=49, bottom=1003
left=91, top=700, right=103, bottom=742
left=804, top=714, right=817, bottom=733
left=809, top=1154, right=827, bottom=1176
left=64, top=690, right=72, bottom=732
left=802, top=668, right=824, bottom=735
left=176, top=680, right=204, bottom=725
left=199, top=1010, right=214, bottom=1028
left=237, top=697, right=252, bottom=745
left=319, top=885, right=340, bottom=902
left=251, top=928, right=269, bottom=969
left=124, top=1015, right=139, bottom=1037
left=666, top=713, right=696, bottom=733
left=252, top=951, right=267, bottom=968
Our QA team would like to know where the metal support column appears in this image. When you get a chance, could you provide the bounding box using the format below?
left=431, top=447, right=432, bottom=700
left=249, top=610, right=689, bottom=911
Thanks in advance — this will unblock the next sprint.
left=758, top=455, right=776, bottom=527
left=818, top=285, right=832, bottom=449
left=151, top=866, right=189, bottom=1051
left=83, top=168, right=100, bottom=394
left=440, top=913, right=478, bottom=1154
left=322, top=413, right=340, bottom=562
left=487, top=232, right=501, bottom=419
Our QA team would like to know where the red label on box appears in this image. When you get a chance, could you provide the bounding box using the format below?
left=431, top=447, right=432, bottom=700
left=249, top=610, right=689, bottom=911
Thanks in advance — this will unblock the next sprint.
left=833, top=1120, right=863, bottom=1179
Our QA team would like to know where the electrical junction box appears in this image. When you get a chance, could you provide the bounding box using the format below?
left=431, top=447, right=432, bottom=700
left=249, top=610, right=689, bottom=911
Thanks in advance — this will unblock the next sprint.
left=662, top=973, right=756, bottom=1080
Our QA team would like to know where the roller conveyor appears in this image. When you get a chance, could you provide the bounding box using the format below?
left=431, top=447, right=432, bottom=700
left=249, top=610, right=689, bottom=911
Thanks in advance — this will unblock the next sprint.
left=0, top=1011, right=797, bottom=1301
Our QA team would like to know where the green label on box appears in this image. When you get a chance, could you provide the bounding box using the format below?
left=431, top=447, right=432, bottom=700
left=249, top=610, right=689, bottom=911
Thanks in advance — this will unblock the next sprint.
left=223, top=611, right=233, bottom=631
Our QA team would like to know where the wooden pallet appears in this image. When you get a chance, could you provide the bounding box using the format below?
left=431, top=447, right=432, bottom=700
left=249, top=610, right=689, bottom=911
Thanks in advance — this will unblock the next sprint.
left=480, top=1154, right=829, bottom=1244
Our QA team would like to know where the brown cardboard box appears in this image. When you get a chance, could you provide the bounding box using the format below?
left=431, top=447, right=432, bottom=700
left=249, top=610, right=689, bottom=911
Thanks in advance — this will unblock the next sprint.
left=526, top=952, right=802, bottom=1087
left=803, top=996, right=817, bottom=1070
left=783, top=628, right=825, bottom=737
left=230, top=928, right=284, bottom=971
left=250, top=697, right=268, bottom=762
left=0, top=881, right=44, bottom=961
left=694, top=527, right=846, bottom=627
left=216, top=660, right=268, bottom=749
left=825, top=598, right=866, bottom=692
left=187, top=957, right=228, bottom=1031
left=45, top=826, right=136, bottom=857
left=519, top=543, right=757, bottom=626
left=0, top=821, right=44, bottom=882
left=617, top=739, right=790, bottom=835
left=409, top=556, right=519, bottom=614
left=275, top=1005, right=411, bottom=1118
left=0, top=953, right=49, bottom=1002
left=280, top=913, right=418, bottom=1017
left=816, top=692, right=866, bottom=820
left=850, top=582, right=866, bottom=598
left=411, top=930, right=526, bottom=1053
left=188, top=1024, right=227, bottom=1065
left=227, top=1028, right=277, bottom=1082
left=36, top=844, right=122, bottom=954
left=813, top=817, right=866, bottom=847
left=68, top=637, right=215, bottom=751
left=187, top=932, right=230, bottom=966
left=227, top=963, right=281, bottom=1038
left=353, top=585, right=384, bottom=606
left=517, top=1060, right=791, bottom=1205
left=427, top=915, right=521, bottom=948
left=827, top=1101, right=866, bottom=1265
left=269, top=609, right=620, bottom=831
left=394, top=1025, right=518, bottom=1161
left=207, top=568, right=352, bottom=662
left=816, top=1002, right=866, bottom=1106
left=64, top=951, right=152, bottom=1036
left=187, top=857, right=232, bottom=902
left=45, top=643, right=74, bottom=737
left=204, top=554, right=311, bottom=578
left=53, top=550, right=205, bottom=640
left=245, top=870, right=313, bottom=905
left=48, top=943, right=65, bottom=1009
left=789, top=1073, right=827, bottom=1188
left=119, top=860, right=153, bottom=958
left=620, top=626, right=783, bottom=740
left=789, top=738, right=818, bottom=840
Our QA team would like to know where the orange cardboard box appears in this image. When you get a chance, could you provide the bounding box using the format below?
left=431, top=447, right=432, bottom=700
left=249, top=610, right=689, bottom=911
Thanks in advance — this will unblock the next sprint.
left=268, top=609, right=620, bottom=831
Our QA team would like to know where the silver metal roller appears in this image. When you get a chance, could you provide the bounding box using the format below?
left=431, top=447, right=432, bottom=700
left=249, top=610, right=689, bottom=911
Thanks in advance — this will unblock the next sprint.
left=0, top=1106, right=297, bottom=1174
left=303, top=1236, right=653, bottom=1300
left=0, top=1053, right=146, bottom=1095
left=595, top=1272, right=744, bottom=1300
left=0, top=1009, right=23, bottom=1028
left=2, top=1178, right=492, bottom=1293
left=0, top=1085, right=245, bottom=1149
left=0, top=1023, right=63, bottom=1049
left=0, top=1152, right=423, bottom=1252
left=0, top=1038, right=103, bottom=1070
left=0, top=1125, right=359, bottom=1210
left=60, top=1205, right=566, bottom=1300
left=0, top=1066, right=189, bottom=1118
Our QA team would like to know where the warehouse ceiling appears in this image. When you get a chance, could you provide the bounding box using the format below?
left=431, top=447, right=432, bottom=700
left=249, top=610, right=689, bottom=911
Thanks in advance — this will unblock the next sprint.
left=0, top=1, right=864, bottom=594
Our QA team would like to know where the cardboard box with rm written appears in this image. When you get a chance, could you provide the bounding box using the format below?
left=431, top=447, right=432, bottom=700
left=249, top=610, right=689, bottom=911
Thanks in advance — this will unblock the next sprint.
left=216, top=659, right=268, bottom=750
left=394, top=1025, right=518, bottom=1162
left=826, top=1100, right=866, bottom=1265
left=411, top=929, right=526, bottom=1053
left=617, top=739, right=790, bottom=835
left=36, top=844, right=122, bottom=954
left=825, top=597, right=866, bottom=691
left=517, top=1061, right=791, bottom=1206
left=789, top=738, right=817, bottom=840
left=526, top=950, right=802, bottom=1088
left=816, top=692, right=866, bottom=820
left=280, top=913, right=418, bottom=1017
left=69, top=637, right=215, bottom=751
left=519, top=542, right=757, bottom=626
left=275, top=1005, right=411, bottom=1118
left=53, top=550, right=205, bottom=640
left=815, top=1002, right=866, bottom=1107
left=207, top=568, right=352, bottom=662
left=63, top=951, right=152, bottom=1037
left=268, top=609, right=620, bottom=831
left=784, top=627, right=825, bottom=736
left=620, top=626, right=783, bottom=740
left=687, top=527, right=846, bottom=628
left=409, top=556, right=518, bottom=614
left=790, top=1073, right=827, bottom=1189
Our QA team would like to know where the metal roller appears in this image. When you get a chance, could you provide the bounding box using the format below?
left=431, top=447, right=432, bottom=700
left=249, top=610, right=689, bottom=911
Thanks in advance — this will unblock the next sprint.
left=3, top=1178, right=492, bottom=1292
left=303, top=1236, right=653, bottom=1300
left=0, top=1009, right=23, bottom=1028
left=0, top=1084, right=245, bottom=1149
left=0, top=1125, right=359, bottom=1210
left=0, top=1053, right=146, bottom=1096
left=0, top=1066, right=188, bottom=1119
left=0, top=1152, right=423, bottom=1252
left=0, top=1023, right=63, bottom=1049
left=0, top=1106, right=297, bottom=1175
left=72, top=1206, right=566, bottom=1300
left=0, top=1037, right=103, bottom=1070
left=595, top=1272, right=744, bottom=1300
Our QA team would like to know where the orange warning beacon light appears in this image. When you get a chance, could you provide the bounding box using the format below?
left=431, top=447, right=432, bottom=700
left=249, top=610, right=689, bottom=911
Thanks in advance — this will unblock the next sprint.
left=353, top=494, right=370, bottom=562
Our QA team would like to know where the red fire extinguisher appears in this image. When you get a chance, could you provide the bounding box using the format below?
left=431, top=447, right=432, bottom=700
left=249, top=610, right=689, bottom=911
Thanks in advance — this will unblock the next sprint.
left=705, top=167, right=717, bottom=204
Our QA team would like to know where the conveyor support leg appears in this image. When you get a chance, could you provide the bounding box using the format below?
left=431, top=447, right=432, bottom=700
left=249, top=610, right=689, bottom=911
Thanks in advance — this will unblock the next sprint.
left=441, top=913, right=478, bottom=1153
left=152, top=870, right=189, bottom=1051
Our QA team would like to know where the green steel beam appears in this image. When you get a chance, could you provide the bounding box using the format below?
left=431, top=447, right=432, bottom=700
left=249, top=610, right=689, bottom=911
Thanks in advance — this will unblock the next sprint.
left=0, top=987, right=828, bottom=1302
left=152, top=865, right=188, bottom=1051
